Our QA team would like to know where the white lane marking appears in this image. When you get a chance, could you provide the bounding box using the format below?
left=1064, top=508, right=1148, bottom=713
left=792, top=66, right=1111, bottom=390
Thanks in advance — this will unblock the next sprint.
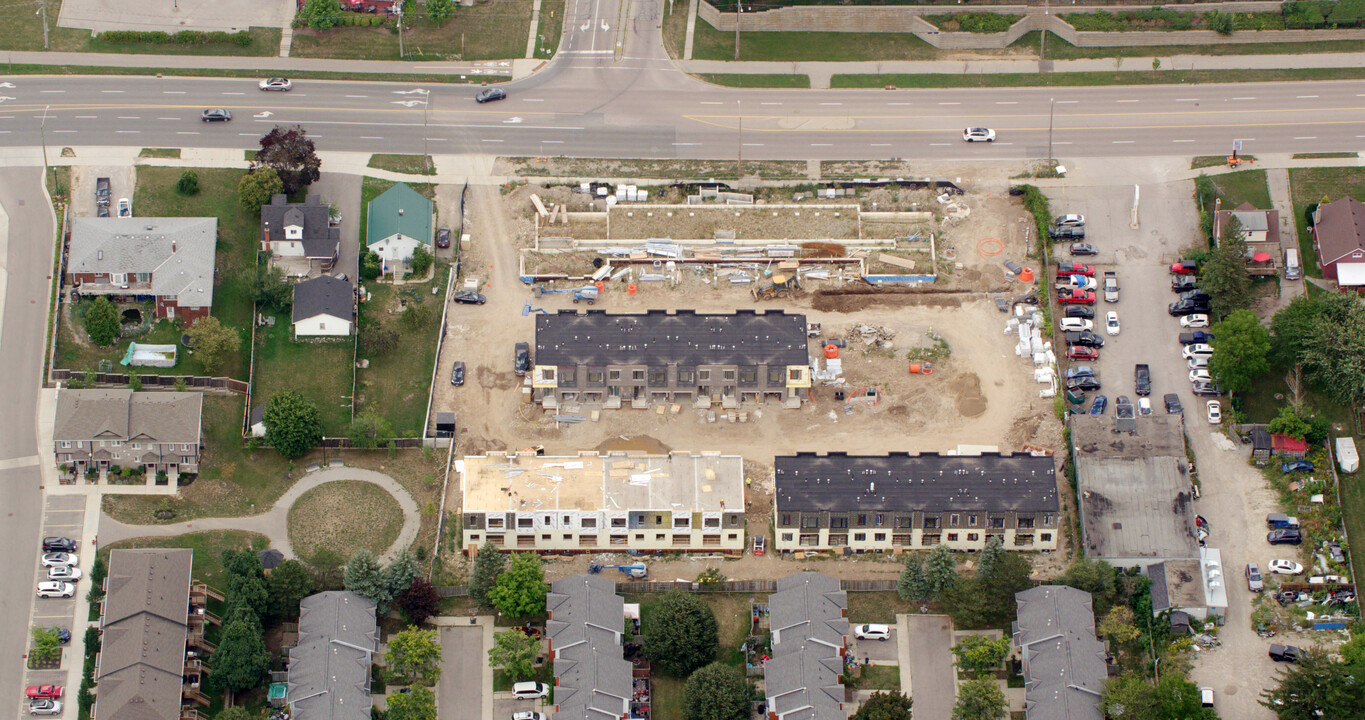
left=163, top=91, right=186, bottom=95
left=0, top=116, right=12, bottom=119
left=742, top=143, right=764, bottom=147
left=819, top=102, right=842, bottom=106
left=1116, top=100, right=1139, bottom=103
left=1055, top=100, right=1078, bottom=104
left=345, top=95, right=369, bottom=98
left=481, top=139, right=504, bottom=142
left=39, top=90, right=65, bottom=93
left=238, top=133, right=257, bottom=136
left=0, top=130, right=9, bottom=134
left=429, top=137, right=448, bottom=141
left=888, top=103, right=911, bottom=106
left=279, top=119, right=586, bottom=131
left=995, top=101, right=1017, bottom=105
left=1236, top=138, right=1256, bottom=141
left=223, top=92, right=245, bottom=95
left=1296, top=95, right=1319, bottom=99
left=100, top=90, right=124, bottom=93
left=53, top=130, right=76, bottom=133
left=871, top=143, right=892, bottom=146
left=75, top=115, right=96, bottom=119
left=994, top=142, right=1013, bottom=146
left=522, top=98, right=545, bottom=102
left=760, top=102, right=781, bottom=106
left=117, top=116, right=140, bottom=119
left=542, top=140, right=564, bottom=143
left=1112, top=140, right=1135, bottom=144
left=115, top=130, right=139, bottom=134
left=938, top=102, right=960, bottom=105
left=1173, top=139, right=1195, bottom=143
left=360, top=136, right=384, bottom=140
left=1294, top=136, right=1318, bottom=140
left=157, top=117, right=179, bottom=120
left=930, top=143, right=950, bottom=146
left=1175, top=98, right=1199, bottom=102
left=671, top=142, right=699, bottom=146
left=1054, top=141, right=1072, bottom=145
left=700, top=101, right=722, bottom=105
left=176, top=131, right=200, bottom=135
left=1231, top=97, right=1256, bottom=100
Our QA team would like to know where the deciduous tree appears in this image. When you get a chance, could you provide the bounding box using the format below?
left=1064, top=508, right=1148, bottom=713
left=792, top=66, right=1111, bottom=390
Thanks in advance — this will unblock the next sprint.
left=347, top=407, right=394, bottom=450
left=851, top=691, right=913, bottom=720
left=385, top=626, right=443, bottom=684
left=1268, top=406, right=1313, bottom=441
left=682, top=662, right=750, bottom=720
left=238, top=166, right=284, bottom=214
left=952, top=677, right=1006, bottom=720
left=82, top=296, right=120, bottom=347
left=488, top=552, right=549, bottom=618
left=487, top=629, right=540, bottom=681
left=644, top=591, right=718, bottom=677
left=1097, top=605, right=1140, bottom=645
left=187, top=316, right=241, bottom=375
left=952, top=634, right=1011, bottom=675
left=408, top=245, right=433, bottom=276
left=254, top=125, right=322, bottom=195
left=267, top=559, right=314, bottom=618
left=386, top=685, right=436, bottom=720
left=425, top=0, right=455, bottom=23
left=249, top=263, right=292, bottom=313
left=1270, top=293, right=1321, bottom=368
left=30, top=627, right=61, bottom=663
left=397, top=578, right=441, bottom=625
left=296, top=0, right=345, bottom=29
left=263, top=390, right=322, bottom=460
left=209, top=610, right=270, bottom=693
left=468, top=544, right=506, bottom=611
left=213, top=706, right=255, bottom=720
left=1263, top=647, right=1365, bottom=720
left=1301, top=292, right=1365, bottom=409
left=1209, top=309, right=1270, bottom=396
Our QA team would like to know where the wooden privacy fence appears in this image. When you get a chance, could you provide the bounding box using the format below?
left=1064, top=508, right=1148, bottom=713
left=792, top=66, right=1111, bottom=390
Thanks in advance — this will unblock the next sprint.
left=434, top=579, right=898, bottom=597
left=50, top=369, right=247, bottom=394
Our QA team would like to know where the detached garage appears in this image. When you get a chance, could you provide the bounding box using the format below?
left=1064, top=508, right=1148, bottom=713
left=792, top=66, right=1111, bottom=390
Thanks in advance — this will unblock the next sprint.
left=1312, top=196, right=1365, bottom=290
left=292, top=275, right=354, bottom=338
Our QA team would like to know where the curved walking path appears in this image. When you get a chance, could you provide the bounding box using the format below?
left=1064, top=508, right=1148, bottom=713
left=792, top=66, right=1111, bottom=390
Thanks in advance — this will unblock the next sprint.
left=97, top=467, right=421, bottom=563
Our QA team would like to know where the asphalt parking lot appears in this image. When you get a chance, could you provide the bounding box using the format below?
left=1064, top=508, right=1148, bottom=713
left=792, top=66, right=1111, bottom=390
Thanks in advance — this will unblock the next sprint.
left=439, top=625, right=488, bottom=720
left=22, top=495, right=87, bottom=715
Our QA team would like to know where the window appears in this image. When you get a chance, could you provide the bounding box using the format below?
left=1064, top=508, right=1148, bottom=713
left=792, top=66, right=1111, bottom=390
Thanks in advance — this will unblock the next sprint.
left=678, top=367, right=695, bottom=384
left=704, top=517, right=720, bottom=528
left=582, top=518, right=597, bottom=529
left=648, top=368, right=667, bottom=387
left=801, top=517, right=819, bottom=529
left=781, top=533, right=794, bottom=542
left=673, top=517, right=690, bottom=529
left=518, top=517, right=534, bottom=529
left=780, top=513, right=792, bottom=526
left=856, top=514, right=867, bottom=526
left=947, top=533, right=959, bottom=542
left=990, top=516, right=1004, bottom=529
left=950, top=514, right=960, bottom=526
left=924, top=517, right=939, bottom=529
left=968, top=515, right=978, bottom=527
left=830, top=517, right=848, bottom=529
left=967, top=533, right=979, bottom=542
left=611, top=517, right=627, bottom=528
left=739, top=367, right=757, bottom=386
left=632, top=370, right=645, bottom=381
left=319, top=322, right=326, bottom=331
left=561, top=367, right=577, bottom=386
left=655, top=533, right=666, bottom=541
left=1018, top=517, right=1034, bottom=529
left=1044, top=514, right=1055, bottom=526
left=853, top=533, right=866, bottom=542
left=768, top=367, right=784, bottom=385
left=924, top=534, right=940, bottom=545
left=723, top=369, right=736, bottom=381
left=1041, top=533, right=1053, bottom=542
left=699, top=370, right=711, bottom=381
left=609, top=369, right=621, bottom=381
left=875, top=513, right=885, bottom=526
left=895, top=516, right=912, bottom=529
left=488, top=517, right=505, bottom=529
left=60, top=441, right=71, bottom=449
left=728, top=533, right=738, bottom=540
left=874, top=533, right=886, bottom=542
left=131, top=443, right=140, bottom=450
left=563, top=534, right=572, bottom=540
left=541, top=533, right=551, bottom=540
left=470, top=533, right=481, bottom=542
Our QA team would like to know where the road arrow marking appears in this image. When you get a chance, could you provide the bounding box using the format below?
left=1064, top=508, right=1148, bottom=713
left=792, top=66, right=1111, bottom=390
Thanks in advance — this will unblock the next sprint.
left=0, top=97, right=14, bottom=103
left=0, top=82, right=15, bottom=88
left=504, top=117, right=523, bottom=124
left=254, top=111, right=273, bottom=118
left=393, top=88, right=430, bottom=95
left=392, top=100, right=427, bottom=107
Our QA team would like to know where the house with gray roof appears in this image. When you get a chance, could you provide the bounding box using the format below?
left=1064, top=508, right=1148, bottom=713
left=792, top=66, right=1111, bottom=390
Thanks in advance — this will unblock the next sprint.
left=766, top=572, right=848, bottom=720
left=68, top=217, right=218, bottom=323
left=546, top=574, right=631, bottom=720
left=261, top=194, right=340, bottom=277
left=54, top=389, right=203, bottom=482
left=1013, top=586, right=1105, bottom=720
left=288, top=591, right=379, bottom=720
left=365, top=183, right=432, bottom=267
left=291, top=275, right=355, bottom=338
left=95, top=548, right=215, bottom=720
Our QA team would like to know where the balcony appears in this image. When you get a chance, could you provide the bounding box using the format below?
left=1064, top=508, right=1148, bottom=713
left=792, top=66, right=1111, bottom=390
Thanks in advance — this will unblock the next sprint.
left=190, top=582, right=225, bottom=605
left=182, top=684, right=210, bottom=706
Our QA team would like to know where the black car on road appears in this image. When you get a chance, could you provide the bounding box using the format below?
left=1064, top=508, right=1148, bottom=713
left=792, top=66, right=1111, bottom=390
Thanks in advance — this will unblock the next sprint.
left=1064, top=306, right=1094, bottom=320
left=436, top=227, right=451, bottom=249
left=42, top=537, right=77, bottom=553
left=1268, top=644, right=1301, bottom=662
left=1169, top=298, right=1210, bottom=316
left=450, top=361, right=465, bottom=387
left=1267, top=529, right=1303, bottom=545
left=1065, top=376, right=1101, bottom=392
left=201, top=108, right=232, bottom=122
left=1191, top=381, right=1222, bottom=397
left=1172, top=276, right=1199, bottom=291
left=453, top=291, right=486, bottom=305
left=1164, top=393, right=1184, bottom=415
left=476, top=88, right=507, bottom=103
left=1069, top=243, right=1098, bottom=256
left=1064, top=331, right=1105, bottom=348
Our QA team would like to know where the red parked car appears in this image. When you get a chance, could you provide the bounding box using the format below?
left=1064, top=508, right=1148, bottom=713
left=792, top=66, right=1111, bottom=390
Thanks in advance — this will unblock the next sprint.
left=1065, top=346, right=1099, bottom=360
left=25, top=686, right=63, bottom=699
left=1171, top=261, right=1198, bottom=275
left=1055, top=262, right=1095, bottom=277
left=1057, top=290, right=1096, bottom=305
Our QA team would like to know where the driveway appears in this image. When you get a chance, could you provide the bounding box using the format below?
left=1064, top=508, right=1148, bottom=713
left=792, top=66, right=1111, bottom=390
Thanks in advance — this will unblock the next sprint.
left=307, top=173, right=362, bottom=283
left=901, top=615, right=955, bottom=720
left=438, top=625, right=487, bottom=720
left=852, top=629, right=899, bottom=665
left=72, top=165, right=135, bottom=219
left=1046, top=172, right=1277, bottom=720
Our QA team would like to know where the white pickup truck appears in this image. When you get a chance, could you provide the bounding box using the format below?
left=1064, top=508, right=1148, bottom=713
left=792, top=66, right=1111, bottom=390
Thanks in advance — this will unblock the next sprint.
left=1103, top=271, right=1119, bottom=303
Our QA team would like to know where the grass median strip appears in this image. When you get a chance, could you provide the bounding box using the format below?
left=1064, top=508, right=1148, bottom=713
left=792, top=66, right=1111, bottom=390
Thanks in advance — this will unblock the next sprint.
left=831, top=66, right=1365, bottom=89
left=368, top=154, right=437, bottom=176
left=137, top=148, right=181, bottom=159
left=697, top=73, right=811, bottom=88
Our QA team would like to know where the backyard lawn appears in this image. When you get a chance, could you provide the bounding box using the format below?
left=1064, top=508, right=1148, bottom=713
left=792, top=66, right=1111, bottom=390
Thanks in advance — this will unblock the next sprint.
left=1288, top=167, right=1365, bottom=279
left=1205, top=169, right=1272, bottom=210
left=291, top=0, right=532, bottom=60
left=54, top=303, right=232, bottom=378
left=99, top=530, right=269, bottom=590
left=354, top=267, right=446, bottom=437
left=250, top=310, right=356, bottom=437
left=287, top=480, right=403, bottom=558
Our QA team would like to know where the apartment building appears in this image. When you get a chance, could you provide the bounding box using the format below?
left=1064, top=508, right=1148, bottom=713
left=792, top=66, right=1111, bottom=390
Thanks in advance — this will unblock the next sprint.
left=772, top=452, right=1060, bottom=553
left=765, top=572, right=848, bottom=720
left=67, top=217, right=217, bottom=322
left=460, top=450, right=746, bottom=553
left=547, top=575, right=631, bottom=720
left=531, top=309, right=811, bottom=410
left=54, top=389, right=204, bottom=479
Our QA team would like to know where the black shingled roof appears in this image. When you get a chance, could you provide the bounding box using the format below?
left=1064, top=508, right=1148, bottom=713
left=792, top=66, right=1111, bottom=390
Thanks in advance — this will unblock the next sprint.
left=535, top=309, right=809, bottom=367
left=292, top=275, right=354, bottom=324
left=774, top=452, right=1059, bottom=513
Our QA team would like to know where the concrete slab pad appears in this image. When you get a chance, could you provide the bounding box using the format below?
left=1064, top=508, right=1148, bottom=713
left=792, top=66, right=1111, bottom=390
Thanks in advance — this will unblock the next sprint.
left=59, top=0, right=294, bottom=33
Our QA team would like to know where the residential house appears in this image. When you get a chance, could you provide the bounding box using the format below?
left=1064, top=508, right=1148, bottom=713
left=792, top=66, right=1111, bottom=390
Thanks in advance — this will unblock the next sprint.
left=531, top=309, right=811, bottom=410
left=365, top=183, right=432, bottom=266
left=546, top=575, right=631, bottom=720
left=260, top=194, right=340, bottom=277
left=460, top=450, right=746, bottom=552
left=1146, top=547, right=1229, bottom=622
left=288, top=591, right=379, bottom=720
left=94, top=549, right=221, bottom=720
left=772, top=451, right=1060, bottom=553
left=53, top=389, right=203, bottom=481
left=68, top=217, right=217, bottom=322
left=765, top=572, right=848, bottom=720
left=291, top=275, right=355, bottom=338
left=1214, top=201, right=1280, bottom=276
left=1312, top=196, right=1365, bottom=289
left=1013, top=586, right=1105, bottom=720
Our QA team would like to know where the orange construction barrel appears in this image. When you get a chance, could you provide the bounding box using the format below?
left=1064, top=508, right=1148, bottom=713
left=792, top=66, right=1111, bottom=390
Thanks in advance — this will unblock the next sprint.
left=1019, top=267, right=1035, bottom=283
left=627, top=284, right=638, bottom=296
left=824, top=344, right=839, bottom=359
left=595, top=281, right=605, bottom=292
left=909, top=363, right=922, bottom=374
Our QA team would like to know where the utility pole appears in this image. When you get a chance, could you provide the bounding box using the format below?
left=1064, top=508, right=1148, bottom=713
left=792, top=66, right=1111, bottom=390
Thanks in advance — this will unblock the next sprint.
left=1048, top=97, right=1055, bottom=165
left=1040, top=0, right=1049, bottom=62
left=397, top=2, right=405, bottom=59
left=734, top=2, right=741, bottom=60
left=39, top=0, right=49, bottom=51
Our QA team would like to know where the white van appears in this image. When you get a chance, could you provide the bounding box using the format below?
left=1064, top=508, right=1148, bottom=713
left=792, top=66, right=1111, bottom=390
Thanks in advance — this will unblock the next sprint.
left=1284, top=248, right=1302, bottom=280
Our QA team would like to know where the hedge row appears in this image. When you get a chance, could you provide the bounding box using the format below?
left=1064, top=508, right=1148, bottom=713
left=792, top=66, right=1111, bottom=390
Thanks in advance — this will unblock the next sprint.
left=925, top=12, right=1021, bottom=33
left=293, top=13, right=392, bottom=28
left=98, top=29, right=253, bottom=46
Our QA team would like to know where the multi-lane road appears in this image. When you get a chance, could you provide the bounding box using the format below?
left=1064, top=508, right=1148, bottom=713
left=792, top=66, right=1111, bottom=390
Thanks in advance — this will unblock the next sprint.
left=0, top=0, right=1363, bottom=160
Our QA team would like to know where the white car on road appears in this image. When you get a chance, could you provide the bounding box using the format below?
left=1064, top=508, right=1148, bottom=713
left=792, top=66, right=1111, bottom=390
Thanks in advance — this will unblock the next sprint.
left=1181, top=314, right=1209, bottom=328
left=1105, top=311, right=1120, bottom=336
left=1268, top=560, right=1303, bottom=575
left=1206, top=400, right=1222, bottom=424
left=41, top=553, right=77, bottom=568
left=962, top=127, right=996, bottom=142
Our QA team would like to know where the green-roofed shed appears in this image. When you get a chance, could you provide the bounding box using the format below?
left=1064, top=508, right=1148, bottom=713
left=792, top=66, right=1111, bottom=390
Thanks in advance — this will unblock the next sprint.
left=366, top=183, right=433, bottom=264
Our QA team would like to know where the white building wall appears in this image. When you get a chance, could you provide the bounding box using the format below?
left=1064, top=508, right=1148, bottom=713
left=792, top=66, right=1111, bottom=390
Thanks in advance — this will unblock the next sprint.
left=371, top=234, right=423, bottom=264
left=293, top=314, right=352, bottom=337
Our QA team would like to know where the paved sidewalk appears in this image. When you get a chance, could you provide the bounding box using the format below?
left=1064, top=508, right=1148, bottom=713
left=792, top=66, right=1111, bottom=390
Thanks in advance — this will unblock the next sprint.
left=1, top=49, right=518, bottom=79
left=96, top=466, right=421, bottom=561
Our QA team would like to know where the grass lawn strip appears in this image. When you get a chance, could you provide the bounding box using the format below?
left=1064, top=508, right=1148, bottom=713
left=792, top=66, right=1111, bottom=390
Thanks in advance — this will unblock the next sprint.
left=2, top=64, right=498, bottom=84
left=287, top=480, right=404, bottom=559
left=831, top=66, right=1365, bottom=88
left=99, top=530, right=269, bottom=590
left=854, top=663, right=901, bottom=691
left=535, top=0, right=567, bottom=58
left=291, top=0, right=532, bottom=61
left=697, top=73, right=811, bottom=88
left=368, top=154, right=437, bottom=176
left=355, top=268, right=446, bottom=437
left=1292, top=152, right=1359, bottom=160
left=1207, top=169, right=1272, bottom=209
left=138, top=148, right=182, bottom=159
left=250, top=311, right=356, bottom=437
left=1288, top=167, right=1365, bottom=280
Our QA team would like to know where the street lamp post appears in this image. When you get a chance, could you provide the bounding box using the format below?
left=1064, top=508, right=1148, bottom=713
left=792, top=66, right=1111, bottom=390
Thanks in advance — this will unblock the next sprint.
left=40, top=104, right=51, bottom=186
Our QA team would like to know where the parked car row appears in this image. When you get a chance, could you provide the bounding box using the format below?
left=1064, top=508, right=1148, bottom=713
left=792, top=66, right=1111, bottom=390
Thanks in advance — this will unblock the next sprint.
left=35, top=537, right=78, bottom=599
